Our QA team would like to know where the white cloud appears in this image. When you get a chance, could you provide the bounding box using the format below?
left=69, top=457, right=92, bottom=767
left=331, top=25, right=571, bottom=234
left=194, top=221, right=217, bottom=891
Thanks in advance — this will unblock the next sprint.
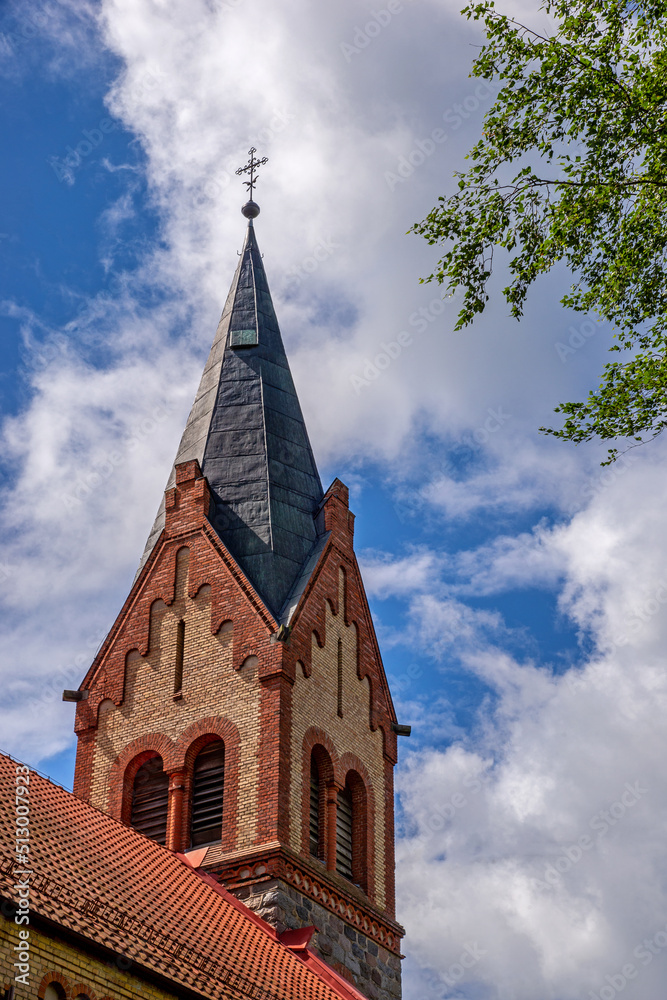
left=396, top=451, right=667, bottom=999
left=359, top=548, right=445, bottom=598
left=452, top=523, right=568, bottom=594
left=3, top=2, right=667, bottom=997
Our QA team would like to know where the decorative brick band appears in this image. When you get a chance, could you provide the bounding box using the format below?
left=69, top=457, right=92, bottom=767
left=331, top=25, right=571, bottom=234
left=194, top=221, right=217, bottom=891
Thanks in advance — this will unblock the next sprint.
left=283, top=863, right=397, bottom=953
left=208, top=848, right=404, bottom=956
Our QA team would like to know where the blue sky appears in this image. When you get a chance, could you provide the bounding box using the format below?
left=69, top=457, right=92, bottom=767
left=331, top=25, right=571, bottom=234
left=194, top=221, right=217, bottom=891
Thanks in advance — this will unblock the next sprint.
left=3, top=2, right=667, bottom=998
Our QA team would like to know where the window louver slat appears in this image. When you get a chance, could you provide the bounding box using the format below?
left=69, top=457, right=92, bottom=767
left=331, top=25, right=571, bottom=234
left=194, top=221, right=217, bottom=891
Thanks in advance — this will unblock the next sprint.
left=309, top=759, right=320, bottom=857
left=191, top=740, right=225, bottom=847
left=131, top=757, right=169, bottom=845
left=336, top=786, right=353, bottom=880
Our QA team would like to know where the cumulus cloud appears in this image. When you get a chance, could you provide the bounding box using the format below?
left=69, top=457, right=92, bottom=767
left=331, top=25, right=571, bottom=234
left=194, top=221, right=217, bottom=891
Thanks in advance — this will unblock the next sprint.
left=4, top=0, right=591, bottom=762
left=359, top=548, right=445, bottom=598
left=395, top=450, right=667, bottom=999
left=3, top=1, right=667, bottom=997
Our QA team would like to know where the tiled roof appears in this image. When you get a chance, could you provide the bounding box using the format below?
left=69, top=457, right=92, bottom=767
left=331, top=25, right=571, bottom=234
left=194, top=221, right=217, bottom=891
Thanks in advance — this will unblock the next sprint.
left=0, top=754, right=366, bottom=1000
left=137, top=219, right=323, bottom=616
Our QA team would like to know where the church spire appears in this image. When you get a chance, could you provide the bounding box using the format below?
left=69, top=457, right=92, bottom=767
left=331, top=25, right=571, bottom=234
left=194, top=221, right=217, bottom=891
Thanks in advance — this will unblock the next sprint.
left=73, top=156, right=403, bottom=1000
left=139, top=164, right=323, bottom=616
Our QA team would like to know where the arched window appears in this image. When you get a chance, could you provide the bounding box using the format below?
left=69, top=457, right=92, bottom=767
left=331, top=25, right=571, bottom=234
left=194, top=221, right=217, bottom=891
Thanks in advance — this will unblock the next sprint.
left=310, top=755, right=321, bottom=858
left=336, top=771, right=368, bottom=891
left=131, top=755, right=169, bottom=844
left=305, top=742, right=334, bottom=863
left=190, top=740, right=225, bottom=847
left=336, top=782, right=354, bottom=880
left=44, top=986, right=66, bottom=1000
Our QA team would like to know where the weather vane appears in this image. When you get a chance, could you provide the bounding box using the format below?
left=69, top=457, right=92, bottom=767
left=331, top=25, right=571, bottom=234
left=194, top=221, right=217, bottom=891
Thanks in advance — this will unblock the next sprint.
left=237, top=147, right=268, bottom=219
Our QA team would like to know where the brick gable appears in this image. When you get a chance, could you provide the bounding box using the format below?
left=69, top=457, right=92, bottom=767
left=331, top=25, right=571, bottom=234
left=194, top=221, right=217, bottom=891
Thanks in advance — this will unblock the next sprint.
left=71, top=463, right=403, bottom=999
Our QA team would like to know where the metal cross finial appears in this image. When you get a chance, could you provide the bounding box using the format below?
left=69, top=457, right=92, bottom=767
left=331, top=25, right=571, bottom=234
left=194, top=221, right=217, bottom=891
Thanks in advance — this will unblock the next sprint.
left=236, top=147, right=268, bottom=197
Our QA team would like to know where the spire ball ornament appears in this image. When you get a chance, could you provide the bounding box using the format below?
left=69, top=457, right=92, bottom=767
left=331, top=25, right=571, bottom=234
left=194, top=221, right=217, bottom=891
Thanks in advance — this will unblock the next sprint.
left=241, top=200, right=260, bottom=219
left=236, top=147, right=268, bottom=218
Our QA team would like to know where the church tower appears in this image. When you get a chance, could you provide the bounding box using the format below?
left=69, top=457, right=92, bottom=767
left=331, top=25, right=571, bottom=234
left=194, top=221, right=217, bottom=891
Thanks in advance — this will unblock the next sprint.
left=68, top=162, right=406, bottom=1000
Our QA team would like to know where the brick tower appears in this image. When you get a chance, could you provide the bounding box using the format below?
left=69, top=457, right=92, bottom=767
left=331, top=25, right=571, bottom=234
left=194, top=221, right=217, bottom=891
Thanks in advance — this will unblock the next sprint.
left=68, top=188, right=406, bottom=1000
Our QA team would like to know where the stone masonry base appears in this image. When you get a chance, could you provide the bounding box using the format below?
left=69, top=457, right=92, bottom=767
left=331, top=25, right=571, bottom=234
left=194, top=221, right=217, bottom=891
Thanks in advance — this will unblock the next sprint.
left=231, top=879, right=402, bottom=1000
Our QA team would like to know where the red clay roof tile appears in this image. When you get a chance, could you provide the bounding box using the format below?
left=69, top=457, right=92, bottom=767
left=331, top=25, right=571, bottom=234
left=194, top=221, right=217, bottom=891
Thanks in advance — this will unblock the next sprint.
left=0, top=753, right=366, bottom=1000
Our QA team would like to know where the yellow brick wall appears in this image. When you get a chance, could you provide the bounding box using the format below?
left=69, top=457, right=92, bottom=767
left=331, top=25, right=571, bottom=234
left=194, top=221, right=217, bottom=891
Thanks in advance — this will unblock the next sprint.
left=289, top=569, right=387, bottom=910
left=0, top=914, right=180, bottom=1000
left=89, top=547, right=260, bottom=849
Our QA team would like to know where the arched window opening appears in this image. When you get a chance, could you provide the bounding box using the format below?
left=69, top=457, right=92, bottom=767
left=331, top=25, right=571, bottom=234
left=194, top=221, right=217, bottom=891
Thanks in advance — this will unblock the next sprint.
left=131, top=756, right=169, bottom=844
left=191, top=740, right=225, bottom=847
left=309, top=756, right=321, bottom=858
left=336, top=783, right=353, bottom=880
left=44, top=984, right=66, bottom=1000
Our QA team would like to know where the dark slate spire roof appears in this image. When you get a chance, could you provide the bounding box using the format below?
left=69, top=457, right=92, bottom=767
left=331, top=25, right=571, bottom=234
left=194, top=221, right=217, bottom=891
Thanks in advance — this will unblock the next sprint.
left=139, top=219, right=323, bottom=616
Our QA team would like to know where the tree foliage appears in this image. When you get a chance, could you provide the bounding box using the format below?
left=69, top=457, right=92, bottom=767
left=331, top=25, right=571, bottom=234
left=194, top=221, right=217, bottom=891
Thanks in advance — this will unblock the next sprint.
left=413, top=0, right=667, bottom=462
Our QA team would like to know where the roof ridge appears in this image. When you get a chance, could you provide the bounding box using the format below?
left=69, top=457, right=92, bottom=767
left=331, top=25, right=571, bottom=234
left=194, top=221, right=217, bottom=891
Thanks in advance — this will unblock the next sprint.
left=0, top=747, right=72, bottom=792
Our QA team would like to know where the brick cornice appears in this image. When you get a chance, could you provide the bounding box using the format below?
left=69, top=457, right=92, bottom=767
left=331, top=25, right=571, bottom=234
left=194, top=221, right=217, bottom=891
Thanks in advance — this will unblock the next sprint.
left=203, top=845, right=405, bottom=956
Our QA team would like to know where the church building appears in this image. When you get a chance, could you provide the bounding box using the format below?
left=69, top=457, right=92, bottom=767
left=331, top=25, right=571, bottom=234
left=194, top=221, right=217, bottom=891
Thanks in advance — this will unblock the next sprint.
left=1, top=158, right=407, bottom=1000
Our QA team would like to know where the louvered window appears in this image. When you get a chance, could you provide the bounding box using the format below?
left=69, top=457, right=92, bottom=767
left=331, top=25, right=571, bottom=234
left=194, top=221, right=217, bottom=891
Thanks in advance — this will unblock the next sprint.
left=336, top=784, right=353, bottom=880
left=310, top=757, right=320, bottom=858
left=131, top=756, right=169, bottom=844
left=191, top=740, right=225, bottom=847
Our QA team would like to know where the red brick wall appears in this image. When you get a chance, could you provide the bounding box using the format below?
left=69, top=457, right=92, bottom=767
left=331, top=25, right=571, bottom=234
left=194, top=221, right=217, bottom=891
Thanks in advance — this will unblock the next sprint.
left=71, top=462, right=402, bottom=952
